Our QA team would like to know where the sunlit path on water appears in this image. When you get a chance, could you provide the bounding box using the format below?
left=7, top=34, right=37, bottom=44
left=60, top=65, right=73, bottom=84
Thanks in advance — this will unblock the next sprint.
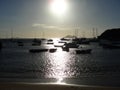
left=45, top=48, right=71, bottom=82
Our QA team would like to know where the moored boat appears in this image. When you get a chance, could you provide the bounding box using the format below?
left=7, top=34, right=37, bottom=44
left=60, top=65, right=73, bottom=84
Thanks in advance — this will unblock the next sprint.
left=64, top=43, right=79, bottom=48
left=49, top=48, right=57, bottom=53
left=62, top=45, right=69, bottom=52
left=47, top=39, right=53, bottom=42
left=32, top=39, right=41, bottom=46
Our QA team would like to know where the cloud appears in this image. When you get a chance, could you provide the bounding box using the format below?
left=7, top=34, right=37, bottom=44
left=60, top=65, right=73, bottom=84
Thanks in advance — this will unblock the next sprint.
left=32, top=23, right=80, bottom=31
left=32, top=23, right=62, bottom=30
left=32, top=24, right=45, bottom=27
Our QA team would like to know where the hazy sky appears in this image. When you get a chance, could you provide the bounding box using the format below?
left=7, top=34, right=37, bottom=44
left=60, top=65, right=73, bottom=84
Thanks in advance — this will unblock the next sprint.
left=0, top=0, right=120, bottom=38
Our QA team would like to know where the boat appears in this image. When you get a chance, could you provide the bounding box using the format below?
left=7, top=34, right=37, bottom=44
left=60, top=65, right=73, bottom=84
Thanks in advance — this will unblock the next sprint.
left=32, top=39, right=41, bottom=46
left=54, top=45, right=63, bottom=47
left=76, top=49, right=92, bottom=54
left=58, top=41, right=67, bottom=44
left=47, top=39, right=53, bottom=42
left=60, top=38, right=70, bottom=41
left=32, top=42, right=41, bottom=46
left=33, top=39, right=41, bottom=43
left=64, top=43, right=79, bottom=48
left=47, top=42, right=54, bottom=44
left=49, top=48, right=57, bottom=53
left=54, top=43, right=64, bottom=47
left=29, top=49, right=48, bottom=53
left=62, top=46, right=69, bottom=52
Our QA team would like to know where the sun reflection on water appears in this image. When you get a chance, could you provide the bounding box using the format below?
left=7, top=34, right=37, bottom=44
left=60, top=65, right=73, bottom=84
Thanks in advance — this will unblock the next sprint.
left=56, top=77, right=66, bottom=84
left=47, top=48, right=70, bottom=84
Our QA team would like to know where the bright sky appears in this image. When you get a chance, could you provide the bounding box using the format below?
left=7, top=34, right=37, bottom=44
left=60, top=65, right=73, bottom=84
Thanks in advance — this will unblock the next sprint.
left=0, top=0, right=120, bottom=38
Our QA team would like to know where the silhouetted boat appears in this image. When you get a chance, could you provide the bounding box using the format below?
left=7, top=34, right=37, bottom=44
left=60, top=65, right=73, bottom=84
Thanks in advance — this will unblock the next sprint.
left=60, top=38, right=70, bottom=41
left=64, top=43, right=79, bottom=48
left=54, top=45, right=63, bottom=47
left=62, top=46, right=69, bottom=52
left=47, top=42, right=54, bottom=44
left=58, top=41, right=67, bottom=44
left=32, top=39, right=41, bottom=46
left=29, top=49, right=48, bottom=53
left=54, top=43, right=64, bottom=47
left=47, top=39, right=53, bottom=42
left=32, top=43, right=41, bottom=46
left=76, top=49, right=92, bottom=54
left=33, top=39, right=41, bottom=43
left=49, top=48, right=57, bottom=53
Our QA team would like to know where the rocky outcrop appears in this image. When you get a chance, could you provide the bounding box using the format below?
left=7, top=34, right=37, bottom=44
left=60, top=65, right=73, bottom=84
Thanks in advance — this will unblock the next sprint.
left=98, top=28, right=120, bottom=41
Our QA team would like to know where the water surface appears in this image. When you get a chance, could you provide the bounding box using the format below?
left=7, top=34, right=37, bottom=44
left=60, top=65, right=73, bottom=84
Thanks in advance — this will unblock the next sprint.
left=0, top=39, right=120, bottom=87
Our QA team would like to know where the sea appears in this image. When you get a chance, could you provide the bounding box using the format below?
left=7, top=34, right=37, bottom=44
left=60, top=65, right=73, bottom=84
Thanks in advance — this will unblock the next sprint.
left=0, top=38, right=120, bottom=87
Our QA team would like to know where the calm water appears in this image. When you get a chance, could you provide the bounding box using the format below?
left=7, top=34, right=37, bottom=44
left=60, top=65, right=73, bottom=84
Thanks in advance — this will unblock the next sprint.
left=0, top=39, right=120, bottom=87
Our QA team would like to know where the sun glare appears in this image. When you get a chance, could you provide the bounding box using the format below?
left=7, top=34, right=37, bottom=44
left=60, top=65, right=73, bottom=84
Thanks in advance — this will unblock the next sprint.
left=50, top=0, right=68, bottom=16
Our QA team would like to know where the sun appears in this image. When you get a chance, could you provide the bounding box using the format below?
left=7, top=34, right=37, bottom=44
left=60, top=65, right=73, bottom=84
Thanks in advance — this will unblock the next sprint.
left=50, top=0, right=68, bottom=16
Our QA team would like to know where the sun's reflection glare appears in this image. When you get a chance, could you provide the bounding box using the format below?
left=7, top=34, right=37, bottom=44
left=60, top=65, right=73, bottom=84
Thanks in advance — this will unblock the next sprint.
left=47, top=48, right=69, bottom=84
left=56, top=77, right=66, bottom=84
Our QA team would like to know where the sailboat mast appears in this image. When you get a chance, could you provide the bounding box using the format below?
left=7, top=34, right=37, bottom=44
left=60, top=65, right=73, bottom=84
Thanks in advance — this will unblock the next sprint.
left=11, top=28, right=13, bottom=39
left=93, top=28, right=95, bottom=38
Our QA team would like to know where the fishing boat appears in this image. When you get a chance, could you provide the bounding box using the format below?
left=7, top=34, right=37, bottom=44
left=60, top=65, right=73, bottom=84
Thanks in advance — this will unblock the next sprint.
left=49, top=48, right=57, bottom=53
left=58, top=41, right=67, bottom=44
left=32, top=42, right=41, bottom=46
left=32, top=39, right=41, bottom=46
left=54, top=43, right=64, bottom=47
left=76, top=49, right=92, bottom=54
